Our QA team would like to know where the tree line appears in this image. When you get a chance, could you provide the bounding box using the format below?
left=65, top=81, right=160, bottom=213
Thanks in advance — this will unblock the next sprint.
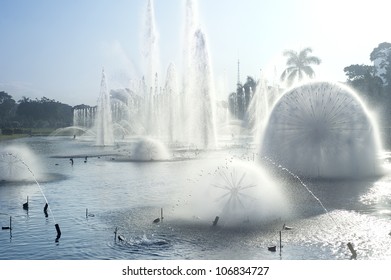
left=228, top=42, right=391, bottom=122
left=343, top=42, right=391, bottom=108
left=0, top=92, right=72, bottom=134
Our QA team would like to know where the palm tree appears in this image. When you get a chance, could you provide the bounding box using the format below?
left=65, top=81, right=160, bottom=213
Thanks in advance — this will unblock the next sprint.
left=281, top=47, right=321, bottom=87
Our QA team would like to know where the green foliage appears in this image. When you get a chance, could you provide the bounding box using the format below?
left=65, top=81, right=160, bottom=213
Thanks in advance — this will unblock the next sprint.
left=344, top=64, right=383, bottom=103
left=0, top=91, right=16, bottom=127
left=344, top=43, right=391, bottom=103
left=370, top=42, right=391, bottom=62
left=280, top=47, right=321, bottom=87
left=0, top=92, right=73, bottom=132
left=228, top=76, right=257, bottom=120
left=343, top=64, right=375, bottom=81
left=343, top=43, right=391, bottom=149
left=383, top=54, right=391, bottom=91
left=15, top=97, right=72, bottom=128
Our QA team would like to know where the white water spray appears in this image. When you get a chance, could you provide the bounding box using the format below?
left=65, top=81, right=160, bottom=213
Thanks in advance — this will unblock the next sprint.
left=260, top=81, right=382, bottom=178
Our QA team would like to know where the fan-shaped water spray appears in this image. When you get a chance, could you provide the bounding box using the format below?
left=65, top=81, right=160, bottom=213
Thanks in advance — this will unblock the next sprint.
left=188, top=159, right=288, bottom=226
left=0, top=145, right=61, bottom=240
left=0, top=145, right=43, bottom=182
left=260, top=81, right=382, bottom=178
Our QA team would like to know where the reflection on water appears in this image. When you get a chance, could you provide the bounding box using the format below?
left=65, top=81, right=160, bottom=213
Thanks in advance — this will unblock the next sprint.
left=1, top=137, right=391, bottom=260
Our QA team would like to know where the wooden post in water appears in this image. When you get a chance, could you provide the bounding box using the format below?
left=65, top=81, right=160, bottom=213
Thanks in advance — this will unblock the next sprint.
left=55, top=224, right=61, bottom=242
left=23, top=196, right=29, bottom=210
left=212, top=216, right=219, bottom=226
left=279, top=231, right=282, bottom=256
left=347, top=242, right=357, bottom=260
left=160, top=208, right=164, bottom=222
left=44, top=203, right=48, bottom=217
left=114, top=227, right=118, bottom=242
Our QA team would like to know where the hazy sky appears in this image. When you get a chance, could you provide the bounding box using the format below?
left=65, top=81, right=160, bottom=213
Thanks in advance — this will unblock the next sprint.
left=1, top=0, right=390, bottom=106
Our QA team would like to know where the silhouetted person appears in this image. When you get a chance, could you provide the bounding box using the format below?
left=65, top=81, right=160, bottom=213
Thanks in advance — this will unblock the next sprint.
left=84, top=156, right=88, bottom=163
left=70, top=158, right=74, bottom=165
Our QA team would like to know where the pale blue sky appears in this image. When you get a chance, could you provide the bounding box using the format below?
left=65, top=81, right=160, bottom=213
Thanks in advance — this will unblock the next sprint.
left=1, top=0, right=390, bottom=106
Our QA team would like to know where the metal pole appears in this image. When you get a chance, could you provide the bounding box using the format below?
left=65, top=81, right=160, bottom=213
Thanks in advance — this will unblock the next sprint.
left=279, top=231, right=282, bottom=255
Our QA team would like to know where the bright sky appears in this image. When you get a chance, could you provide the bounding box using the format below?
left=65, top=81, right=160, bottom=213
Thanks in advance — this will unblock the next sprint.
left=1, top=0, right=390, bottom=106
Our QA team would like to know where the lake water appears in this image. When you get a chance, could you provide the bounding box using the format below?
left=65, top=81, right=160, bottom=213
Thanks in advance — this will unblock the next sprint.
left=1, top=136, right=391, bottom=260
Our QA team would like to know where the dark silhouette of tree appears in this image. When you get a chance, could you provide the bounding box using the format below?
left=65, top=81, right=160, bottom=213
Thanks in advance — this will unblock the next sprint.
left=228, top=76, right=257, bottom=120
left=370, top=42, right=391, bottom=63
left=0, top=91, right=16, bottom=127
left=243, top=76, right=256, bottom=109
left=383, top=53, right=391, bottom=91
left=370, top=42, right=391, bottom=88
left=343, top=64, right=383, bottom=101
left=16, top=97, right=72, bottom=128
left=281, top=47, right=321, bottom=87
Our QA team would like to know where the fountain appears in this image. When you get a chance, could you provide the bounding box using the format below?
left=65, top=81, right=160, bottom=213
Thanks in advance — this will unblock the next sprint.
left=186, top=158, right=288, bottom=226
left=260, top=81, right=383, bottom=178
left=0, top=145, right=43, bottom=182
left=138, top=0, right=217, bottom=149
left=95, top=68, right=114, bottom=146
left=184, top=29, right=218, bottom=149
left=0, top=145, right=61, bottom=241
left=130, top=137, right=171, bottom=161
left=70, top=0, right=217, bottom=150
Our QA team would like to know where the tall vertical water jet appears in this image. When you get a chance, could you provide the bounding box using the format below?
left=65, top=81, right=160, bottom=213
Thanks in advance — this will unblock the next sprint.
left=142, top=0, right=160, bottom=86
left=182, top=0, right=199, bottom=90
left=246, top=70, right=269, bottom=141
left=180, top=0, right=217, bottom=149
left=96, top=68, right=114, bottom=146
left=142, top=0, right=160, bottom=137
left=164, top=63, right=181, bottom=143
left=188, top=30, right=217, bottom=149
left=260, top=81, right=383, bottom=178
left=73, top=106, right=96, bottom=128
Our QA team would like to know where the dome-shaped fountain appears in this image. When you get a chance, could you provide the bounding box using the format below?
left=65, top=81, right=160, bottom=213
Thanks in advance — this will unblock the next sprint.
left=260, top=81, right=383, bottom=178
left=188, top=159, right=288, bottom=226
left=0, top=145, right=43, bottom=182
left=130, top=137, right=171, bottom=161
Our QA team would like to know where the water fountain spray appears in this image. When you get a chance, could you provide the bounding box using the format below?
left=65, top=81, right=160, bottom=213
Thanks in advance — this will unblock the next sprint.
left=260, top=81, right=382, bottom=178
left=5, top=153, right=61, bottom=241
